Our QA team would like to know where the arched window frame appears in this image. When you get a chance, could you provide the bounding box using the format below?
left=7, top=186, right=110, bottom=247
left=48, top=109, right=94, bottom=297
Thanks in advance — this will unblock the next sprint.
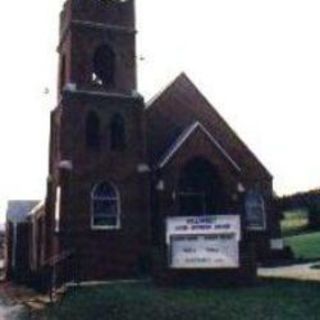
left=85, top=111, right=101, bottom=151
left=245, top=190, right=267, bottom=231
left=91, top=182, right=121, bottom=230
left=92, top=44, right=116, bottom=87
left=110, top=113, right=126, bottom=151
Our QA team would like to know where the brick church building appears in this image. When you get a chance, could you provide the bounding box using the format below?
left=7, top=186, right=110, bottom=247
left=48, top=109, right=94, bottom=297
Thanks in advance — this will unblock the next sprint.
left=8, top=0, right=283, bottom=286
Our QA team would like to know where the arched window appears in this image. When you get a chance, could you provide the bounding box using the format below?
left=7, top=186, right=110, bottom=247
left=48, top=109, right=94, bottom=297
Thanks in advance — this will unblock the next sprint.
left=92, top=45, right=116, bottom=87
left=85, top=111, right=100, bottom=150
left=91, top=182, right=120, bottom=229
left=110, top=114, right=126, bottom=151
left=245, top=190, right=266, bottom=230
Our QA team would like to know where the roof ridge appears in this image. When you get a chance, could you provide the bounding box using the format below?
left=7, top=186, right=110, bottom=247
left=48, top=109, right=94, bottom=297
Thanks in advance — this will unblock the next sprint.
left=148, top=73, right=272, bottom=178
left=146, top=72, right=188, bottom=109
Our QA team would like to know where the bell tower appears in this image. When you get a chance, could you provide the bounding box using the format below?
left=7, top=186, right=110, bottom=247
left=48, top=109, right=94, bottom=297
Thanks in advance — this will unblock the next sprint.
left=47, top=0, right=150, bottom=281
left=58, top=0, right=137, bottom=95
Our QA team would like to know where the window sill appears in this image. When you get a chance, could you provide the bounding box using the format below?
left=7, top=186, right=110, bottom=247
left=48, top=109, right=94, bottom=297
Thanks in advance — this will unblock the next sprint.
left=91, top=225, right=121, bottom=231
left=246, top=227, right=267, bottom=232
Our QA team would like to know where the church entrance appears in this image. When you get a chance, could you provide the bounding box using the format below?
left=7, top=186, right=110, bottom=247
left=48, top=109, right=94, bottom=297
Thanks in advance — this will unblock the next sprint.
left=177, top=158, right=224, bottom=216
left=166, top=158, right=239, bottom=271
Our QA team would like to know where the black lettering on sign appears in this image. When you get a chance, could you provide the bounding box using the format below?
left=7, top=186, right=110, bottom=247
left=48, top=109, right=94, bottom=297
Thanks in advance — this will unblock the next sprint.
left=186, top=217, right=214, bottom=225
left=186, top=258, right=210, bottom=263
left=175, top=225, right=188, bottom=231
left=187, top=236, right=198, bottom=241
left=206, top=247, right=219, bottom=253
left=205, top=235, right=219, bottom=240
left=191, top=225, right=211, bottom=231
left=215, top=224, right=230, bottom=230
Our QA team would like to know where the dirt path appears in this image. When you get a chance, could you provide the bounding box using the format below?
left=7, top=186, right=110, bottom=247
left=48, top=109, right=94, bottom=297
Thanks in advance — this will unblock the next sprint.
left=0, top=282, right=50, bottom=319
left=0, top=302, right=28, bottom=319
left=259, top=261, right=320, bottom=281
left=0, top=285, right=29, bottom=319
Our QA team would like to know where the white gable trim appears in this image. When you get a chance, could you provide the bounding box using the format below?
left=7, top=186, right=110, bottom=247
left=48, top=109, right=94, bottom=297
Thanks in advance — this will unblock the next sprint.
left=158, top=122, right=241, bottom=172
left=28, top=201, right=45, bottom=217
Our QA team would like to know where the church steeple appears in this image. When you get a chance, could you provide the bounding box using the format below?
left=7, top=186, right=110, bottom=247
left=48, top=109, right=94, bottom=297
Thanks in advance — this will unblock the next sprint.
left=58, top=0, right=137, bottom=96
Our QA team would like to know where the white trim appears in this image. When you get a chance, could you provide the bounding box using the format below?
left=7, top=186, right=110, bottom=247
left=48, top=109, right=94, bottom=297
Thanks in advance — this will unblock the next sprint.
left=58, top=160, right=73, bottom=171
left=137, top=163, right=151, bottom=173
left=55, top=186, right=62, bottom=233
left=64, top=87, right=141, bottom=101
left=156, top=180, right=165, bottom=191
left=28, top=201, right=45, bottom=217
left=65, top=83, right=77, bottom=92
left=158, top=122, right=241, bottom=172
left=90, top=181, right=121, bottom=230
left=72, top=20, right=136, bottom=35
left=247, top=224, right=266, bottom=232
left=91, top=225, right=121, bottom=231
left=66, top=278, right=151, bottom=288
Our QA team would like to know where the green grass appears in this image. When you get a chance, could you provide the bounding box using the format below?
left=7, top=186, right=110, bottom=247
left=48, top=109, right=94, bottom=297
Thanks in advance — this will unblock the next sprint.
left=281, top=209, right=320, bottom=260
left=281, top=210, right=309, bottom=237
left=284, top=231, right=320, bottom=260
left=41, top=281, right=320, bottom=320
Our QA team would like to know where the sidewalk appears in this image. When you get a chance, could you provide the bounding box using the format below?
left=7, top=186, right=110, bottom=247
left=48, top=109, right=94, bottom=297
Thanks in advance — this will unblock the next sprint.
left=259, top=261, right=320, bottom=282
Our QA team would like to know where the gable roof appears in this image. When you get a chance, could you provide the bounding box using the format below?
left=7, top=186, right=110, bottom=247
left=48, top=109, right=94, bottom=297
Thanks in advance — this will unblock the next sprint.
left=158, top=121, right=241, bottom=172
left=146, top=73, right=272, bottom=179
left=6, top=200, right=40, bottom=224
left=146, top=75, right=179, bottom=109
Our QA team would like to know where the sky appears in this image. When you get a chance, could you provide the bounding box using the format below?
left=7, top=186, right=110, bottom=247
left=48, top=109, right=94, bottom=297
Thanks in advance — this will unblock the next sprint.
left=1, top=0, right=320, bottom=221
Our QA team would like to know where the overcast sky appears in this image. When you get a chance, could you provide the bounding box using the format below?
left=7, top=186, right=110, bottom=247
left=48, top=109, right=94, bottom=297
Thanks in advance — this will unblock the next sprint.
left=0, top=0, right=320, bottom=221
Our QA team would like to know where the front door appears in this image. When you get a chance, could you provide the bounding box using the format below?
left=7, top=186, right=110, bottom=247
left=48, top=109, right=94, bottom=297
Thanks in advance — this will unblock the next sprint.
left=178, top=158, right=225, bottom=216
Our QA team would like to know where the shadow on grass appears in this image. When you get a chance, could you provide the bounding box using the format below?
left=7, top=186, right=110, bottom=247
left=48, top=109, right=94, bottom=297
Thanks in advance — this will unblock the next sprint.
left=310, top=264, right=320, bottom=270
left=282, top=226, right=311, bottom=237
left=261, top=257, right=320, bottom=268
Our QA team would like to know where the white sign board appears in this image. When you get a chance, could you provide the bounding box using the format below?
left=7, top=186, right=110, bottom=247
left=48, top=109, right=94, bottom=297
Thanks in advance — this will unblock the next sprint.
left=170, top=234, right=239, bottom=269
left=166, top=215, right=241, bottom=244
left=167, top=215, right=241, bottom=269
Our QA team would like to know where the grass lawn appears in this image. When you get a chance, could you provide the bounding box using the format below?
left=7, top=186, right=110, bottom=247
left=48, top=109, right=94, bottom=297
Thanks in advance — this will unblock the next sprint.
left=281, top=210, right=309, bottom=237
left=280, top=209, right=320, bottom=260
left=41, top=280, right=320, bottom=320
left=284, top=231, right=320, bottom=260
